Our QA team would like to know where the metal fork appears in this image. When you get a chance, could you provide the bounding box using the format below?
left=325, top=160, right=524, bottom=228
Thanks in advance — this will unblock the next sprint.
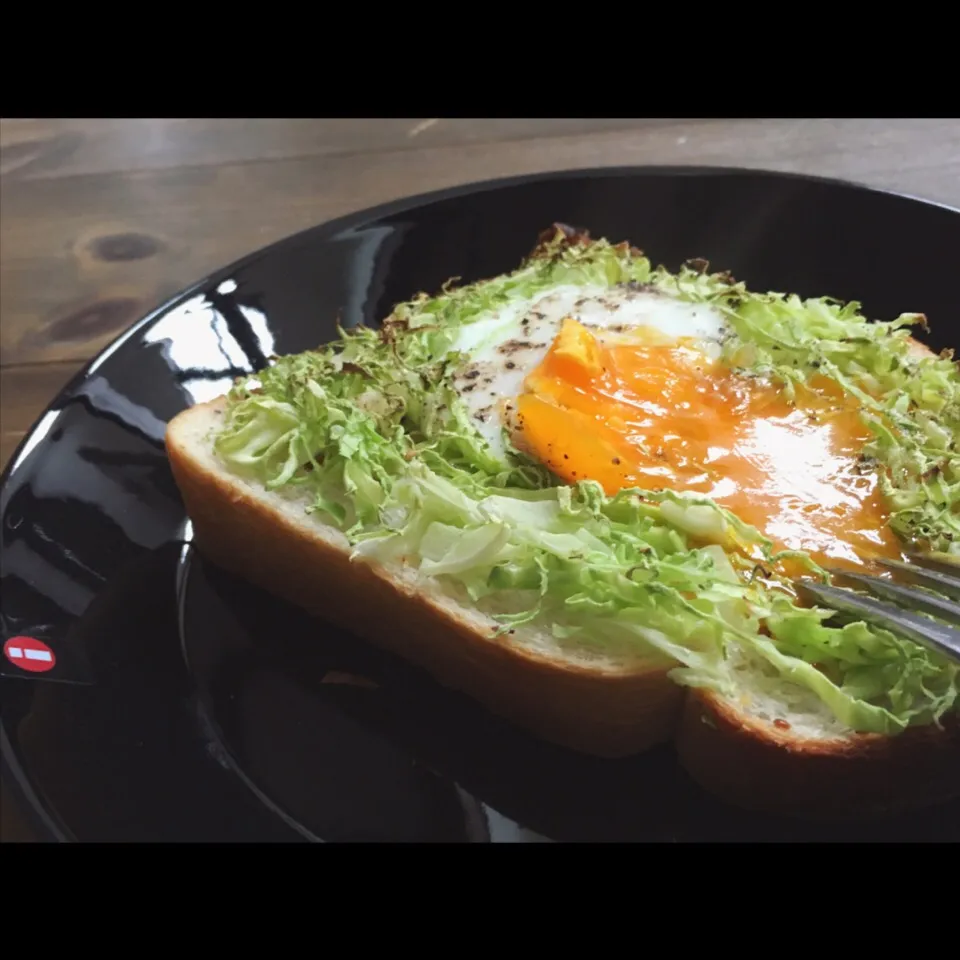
left=795, top=553, right=960, bottom=664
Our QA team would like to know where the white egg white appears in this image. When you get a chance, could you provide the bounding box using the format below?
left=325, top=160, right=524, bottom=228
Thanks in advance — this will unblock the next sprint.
left=447, top=283, right=729, bottom=462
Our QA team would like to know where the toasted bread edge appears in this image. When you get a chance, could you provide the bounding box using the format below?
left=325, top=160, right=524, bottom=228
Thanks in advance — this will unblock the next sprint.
left=676, top=688, right=960, bottom=819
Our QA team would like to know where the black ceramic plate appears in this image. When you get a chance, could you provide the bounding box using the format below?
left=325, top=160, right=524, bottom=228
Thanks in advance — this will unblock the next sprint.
left=3, top=167, right=959, bottom=843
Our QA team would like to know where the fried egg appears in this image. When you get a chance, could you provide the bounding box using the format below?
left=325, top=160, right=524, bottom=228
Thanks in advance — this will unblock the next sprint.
left=448, top=283, right=903, bottom=573
left=449, top=284, right=727, bottom=458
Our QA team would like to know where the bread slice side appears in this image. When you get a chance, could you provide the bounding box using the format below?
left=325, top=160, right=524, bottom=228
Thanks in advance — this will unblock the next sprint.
left=676, top=686, right=960, bottom=819
left=674, top=333, right=960, bottom=818
left=165, top=398, right=684, bottom=758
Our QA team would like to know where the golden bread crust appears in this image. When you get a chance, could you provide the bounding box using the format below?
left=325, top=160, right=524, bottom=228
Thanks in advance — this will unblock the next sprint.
left=676, top=689, right=960, bottom=819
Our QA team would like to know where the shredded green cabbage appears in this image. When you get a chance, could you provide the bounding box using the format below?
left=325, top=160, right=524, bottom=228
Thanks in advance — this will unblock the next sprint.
left=212, top=227, right=959, bottom=735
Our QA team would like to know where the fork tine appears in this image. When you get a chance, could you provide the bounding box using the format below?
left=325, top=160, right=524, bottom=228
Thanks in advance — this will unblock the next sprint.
left=829, top=570, right=960, bottom=626
left=795, top=580, right=960, bottom=664
left=907, top=551, right=960, bottom=577
left=873, top=557, right=960, bottom=602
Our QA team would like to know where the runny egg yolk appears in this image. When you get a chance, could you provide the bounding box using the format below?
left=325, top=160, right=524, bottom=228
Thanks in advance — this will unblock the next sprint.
left=515, top=318, right=905, bottom=574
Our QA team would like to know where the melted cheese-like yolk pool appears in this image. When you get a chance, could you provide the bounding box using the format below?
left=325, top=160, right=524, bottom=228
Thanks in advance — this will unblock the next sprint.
left=515, top=319, right=903, bottom=572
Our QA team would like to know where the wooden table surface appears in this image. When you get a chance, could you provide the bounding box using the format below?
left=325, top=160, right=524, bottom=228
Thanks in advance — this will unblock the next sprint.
left=1, top=117, right=959, bottom=841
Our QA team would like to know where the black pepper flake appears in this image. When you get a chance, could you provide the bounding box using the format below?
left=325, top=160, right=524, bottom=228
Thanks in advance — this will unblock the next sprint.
left=563, top=454, right=569, bottom=459
left=612, top=457, right=621, bottom=465
left=465, top=369, right=481, bottom=379
left=498, top=339, right=535, bottom=354
left=505, top=361, right=515, bottom=369
left=463, top=384, right=476, bottom=392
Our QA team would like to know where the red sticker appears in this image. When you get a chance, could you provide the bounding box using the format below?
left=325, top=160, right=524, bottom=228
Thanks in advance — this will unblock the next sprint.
left=4, top=636, right=57, bottom=673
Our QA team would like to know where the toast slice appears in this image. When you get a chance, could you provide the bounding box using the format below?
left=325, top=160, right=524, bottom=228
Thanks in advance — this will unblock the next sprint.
left=164, top=226, right=959, bottom=820
left=166, top=398, right=684, bottom=759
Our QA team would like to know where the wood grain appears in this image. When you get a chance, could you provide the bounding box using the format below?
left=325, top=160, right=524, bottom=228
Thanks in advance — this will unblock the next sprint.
left=0, top=118, right=689, bottom=179
left=2, top=119, right=958, bottom=374
left=2, top=116, right=959, bottom=841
